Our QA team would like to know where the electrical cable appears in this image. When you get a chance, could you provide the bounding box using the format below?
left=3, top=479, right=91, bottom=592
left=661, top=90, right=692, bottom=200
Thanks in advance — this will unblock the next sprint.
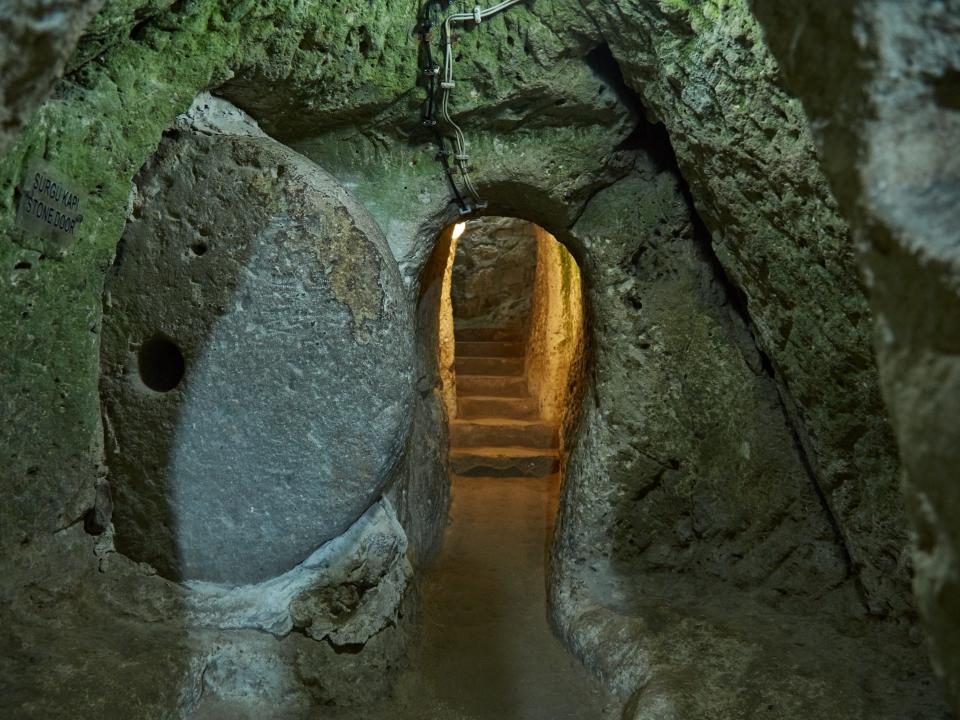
left=419, top=0, right=524, bottom=213
left=417, top=0, right=470, bottom=212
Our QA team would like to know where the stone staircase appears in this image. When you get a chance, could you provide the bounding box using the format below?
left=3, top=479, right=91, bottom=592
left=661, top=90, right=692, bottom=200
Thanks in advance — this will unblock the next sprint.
left=450, top=327, right=559, bottom=478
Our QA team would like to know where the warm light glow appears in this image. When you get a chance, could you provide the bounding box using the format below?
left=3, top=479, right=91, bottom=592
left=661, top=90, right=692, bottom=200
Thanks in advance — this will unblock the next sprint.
left=452, top=222, right=466, bottom=240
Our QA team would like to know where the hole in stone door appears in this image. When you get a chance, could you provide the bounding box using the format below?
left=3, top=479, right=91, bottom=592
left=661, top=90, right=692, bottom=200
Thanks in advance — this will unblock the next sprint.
left=138, top=336, right=186, bottom=392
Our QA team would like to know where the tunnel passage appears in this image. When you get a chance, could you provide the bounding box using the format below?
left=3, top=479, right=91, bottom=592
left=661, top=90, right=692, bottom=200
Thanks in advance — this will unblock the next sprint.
left=438, top=216, right=585, bottom=479
left=387, top=215, right=604, bottom=718
left=98, top=99, right=414, bottom=585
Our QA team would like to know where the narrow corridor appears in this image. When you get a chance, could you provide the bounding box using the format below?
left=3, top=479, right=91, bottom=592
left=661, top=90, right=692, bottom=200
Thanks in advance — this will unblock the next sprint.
left=364, top=220, right=605, bottom=718
left=391, top=473, right=614, bottom=719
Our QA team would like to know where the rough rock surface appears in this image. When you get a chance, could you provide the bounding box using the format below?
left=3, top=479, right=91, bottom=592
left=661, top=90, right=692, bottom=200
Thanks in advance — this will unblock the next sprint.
left=1, top=497, right=414, bottom=719
left=562, top=0, right=909, bottom=618
left=749, top=0, right=960, bottom=710
left=551, top=154, right=948, bottom=719
left=451, top=217, right=538, bottom=330
left=184, top=499, right=410, bottom=646
left=99, top=97, right=413, bottom=583
left=68, top=0, right=179, bottom=70
left=0, top=0, right=103, bottom=156
left=524, top=223, right=585, bottom=427
left=385, top=226, right=455, bottom=568
left=565, top=166, right=849, bottom=599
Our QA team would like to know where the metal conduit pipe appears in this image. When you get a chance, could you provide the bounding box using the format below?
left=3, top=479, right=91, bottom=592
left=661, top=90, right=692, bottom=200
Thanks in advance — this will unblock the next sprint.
left=436, top=0, right=524, bottom=210
left=418, top=1, right=470, bottom=212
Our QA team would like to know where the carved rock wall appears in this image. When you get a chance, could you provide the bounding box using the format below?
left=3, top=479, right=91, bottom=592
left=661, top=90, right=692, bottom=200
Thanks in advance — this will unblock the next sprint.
left=749, top=1, right=960, bottom=709
left=451, top=216, right=539, bottom=331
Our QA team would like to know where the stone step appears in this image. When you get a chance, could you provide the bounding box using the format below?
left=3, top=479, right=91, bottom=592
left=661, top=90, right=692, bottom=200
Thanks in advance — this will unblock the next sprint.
left=455, top=356, right=524, bottom=377
left=456, top=375, right=529, bottom=398
left=449, top=447, right=560, bottom=478
left=455, top=327, right=524, bottom=342
left=458, top=395, right=538, bottom=420
left=450, top=473, right=560, bottom=484
left=456, top=340, right=524, bottom=358
left=451, top=419, right=558, bottom=449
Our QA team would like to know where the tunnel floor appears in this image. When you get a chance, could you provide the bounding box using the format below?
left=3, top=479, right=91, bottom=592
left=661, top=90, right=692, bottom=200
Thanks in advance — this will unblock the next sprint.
left=389, top=474, right=615, bottom=719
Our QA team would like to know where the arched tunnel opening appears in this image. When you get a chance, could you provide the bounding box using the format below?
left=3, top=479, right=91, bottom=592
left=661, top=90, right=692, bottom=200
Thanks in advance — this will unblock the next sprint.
left=444, top=216, right=585, bottom=481
left=406, top=215, right=596, bottom=714
left=2, top=2, right=959, bottom=720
